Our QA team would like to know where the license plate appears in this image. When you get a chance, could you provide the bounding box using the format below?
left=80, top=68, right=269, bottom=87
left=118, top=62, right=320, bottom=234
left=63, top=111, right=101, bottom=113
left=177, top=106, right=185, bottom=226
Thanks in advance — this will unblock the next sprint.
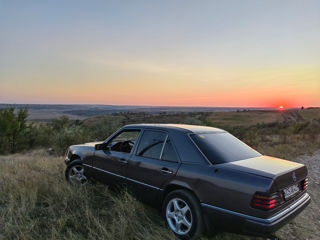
left=283, top=184, right=299, bottom=199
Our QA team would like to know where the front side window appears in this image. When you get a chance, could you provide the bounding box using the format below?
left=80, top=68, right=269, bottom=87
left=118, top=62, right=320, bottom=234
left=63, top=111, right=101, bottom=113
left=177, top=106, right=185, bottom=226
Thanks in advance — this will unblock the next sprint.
left=190, top=132, right=261, bottom=164
left=137, top=130, right=166, bottom=159
left=107, top=130, right=140, bottom=153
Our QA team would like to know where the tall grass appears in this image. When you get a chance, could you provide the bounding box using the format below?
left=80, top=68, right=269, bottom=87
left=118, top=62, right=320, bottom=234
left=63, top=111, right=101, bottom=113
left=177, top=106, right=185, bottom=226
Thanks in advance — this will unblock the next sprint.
left=0, top=149, right=318, bottom=239
left=0, top=151, right=173, bottom=240
left=0, top=151, right=260, bottom=240
left=0, top=150, right=269, bottom=240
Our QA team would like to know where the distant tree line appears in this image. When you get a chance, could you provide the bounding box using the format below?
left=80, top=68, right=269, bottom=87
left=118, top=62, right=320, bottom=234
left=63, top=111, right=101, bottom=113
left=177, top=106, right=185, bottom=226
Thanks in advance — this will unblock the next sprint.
left=0, top=107, right=319, bottom=156
left=0, top=107, right=125, bottom=155
left=0, top=108, right=86, bottom=155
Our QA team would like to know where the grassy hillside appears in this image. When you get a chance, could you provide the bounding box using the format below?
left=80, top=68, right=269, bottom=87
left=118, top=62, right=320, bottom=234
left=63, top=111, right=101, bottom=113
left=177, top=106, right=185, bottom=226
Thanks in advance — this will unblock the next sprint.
left=0, top=151, right=173, bottom=240
left=0, top=151, right=261, bottom=240
left=1, top=107, right=320, bottom=157
left=81, top=109, right=320, bottom=160
left=0, top=149, right=319, bottom=240
left=1, top=108, right=320, bottom=239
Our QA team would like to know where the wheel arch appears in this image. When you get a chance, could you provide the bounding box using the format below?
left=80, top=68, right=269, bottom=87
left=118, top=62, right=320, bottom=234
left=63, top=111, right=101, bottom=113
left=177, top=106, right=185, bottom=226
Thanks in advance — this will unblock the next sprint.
left=67, top=152, right=83, bottom=166
left=162, top=183, right=206, bottom=238
left=70, top=154, right=81, bottom=162
left=162, top=183, right=201, bottom=204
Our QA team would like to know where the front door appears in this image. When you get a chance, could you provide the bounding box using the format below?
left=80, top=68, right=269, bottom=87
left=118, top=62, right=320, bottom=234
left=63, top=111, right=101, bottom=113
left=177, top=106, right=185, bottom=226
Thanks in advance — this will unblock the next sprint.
left=126, top=130, right=180, bottom=203
left=93, top=129, right=141, bottom=186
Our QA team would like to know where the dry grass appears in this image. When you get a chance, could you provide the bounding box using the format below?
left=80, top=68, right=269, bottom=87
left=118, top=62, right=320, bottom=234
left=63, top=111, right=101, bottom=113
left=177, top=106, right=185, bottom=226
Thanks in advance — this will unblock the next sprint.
left=206, top=111, right=282, bottom=127
left=205, top=108, right=320, bottom=128
left=276, top=150, right=320, bottom=240
left=1, top=148, right=319, bottom=240
left=252, top=134, right=320, bottom=160
left=0, top=150, right=173, bottom=240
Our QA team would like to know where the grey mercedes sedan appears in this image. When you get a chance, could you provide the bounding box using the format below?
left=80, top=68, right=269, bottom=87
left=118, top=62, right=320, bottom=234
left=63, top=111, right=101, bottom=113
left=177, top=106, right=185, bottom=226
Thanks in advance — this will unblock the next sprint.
left=64, top=124, right=310, bottom=240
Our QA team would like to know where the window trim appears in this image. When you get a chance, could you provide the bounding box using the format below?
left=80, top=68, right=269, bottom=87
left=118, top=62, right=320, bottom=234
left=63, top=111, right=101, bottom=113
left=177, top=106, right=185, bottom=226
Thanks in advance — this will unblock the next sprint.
left=160, top=136, right=180, bottom=163
left=159, top=135, right=168, bottom=159
left=187, top=133, right=212, bottom=165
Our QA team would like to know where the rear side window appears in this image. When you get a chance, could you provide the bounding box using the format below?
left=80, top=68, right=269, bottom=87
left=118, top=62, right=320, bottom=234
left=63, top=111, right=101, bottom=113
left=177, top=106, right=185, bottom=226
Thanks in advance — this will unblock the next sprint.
left=190, top=132, right=261, bottom=164
left=161, top=138, right=179, bottom=162
left=137, top=130, right=166, bottom=159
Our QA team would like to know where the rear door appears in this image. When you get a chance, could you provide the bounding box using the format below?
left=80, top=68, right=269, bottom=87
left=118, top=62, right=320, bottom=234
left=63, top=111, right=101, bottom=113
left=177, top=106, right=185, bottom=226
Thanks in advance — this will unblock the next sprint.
left=93, top=129, right=141, bottom=186
left=126, top=129, right=180, bottom=203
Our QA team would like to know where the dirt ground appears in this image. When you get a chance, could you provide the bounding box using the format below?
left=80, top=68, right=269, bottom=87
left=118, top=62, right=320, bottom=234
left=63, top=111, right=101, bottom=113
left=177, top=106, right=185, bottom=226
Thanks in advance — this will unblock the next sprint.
left=277, top=150, right=320, bottom=240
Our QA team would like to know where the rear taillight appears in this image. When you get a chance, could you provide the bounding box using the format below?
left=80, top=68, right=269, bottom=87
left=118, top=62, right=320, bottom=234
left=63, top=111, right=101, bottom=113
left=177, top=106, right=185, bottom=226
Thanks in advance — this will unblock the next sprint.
left=251, top=192, right=283, bottom=210
left=302, top=177, right=308, bottom=190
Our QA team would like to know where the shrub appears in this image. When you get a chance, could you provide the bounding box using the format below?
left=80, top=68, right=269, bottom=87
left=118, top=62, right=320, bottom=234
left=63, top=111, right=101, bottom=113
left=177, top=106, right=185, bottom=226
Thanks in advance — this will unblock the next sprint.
left=0, top=107, right=30, bottom=154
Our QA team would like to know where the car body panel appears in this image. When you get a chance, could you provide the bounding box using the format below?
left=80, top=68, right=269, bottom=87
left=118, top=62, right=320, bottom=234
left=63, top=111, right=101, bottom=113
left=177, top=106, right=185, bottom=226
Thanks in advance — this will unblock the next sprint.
left=126, top=154, right=180, bottom=202
left=202, top=192, right=310, bottom=236
left=174, top=163, right=273, bottom=218
left=67, top=142, right=100, bottom=176
left=222, top=155, right=305, bottom=178
left=93, top=149, right=129, bottom=185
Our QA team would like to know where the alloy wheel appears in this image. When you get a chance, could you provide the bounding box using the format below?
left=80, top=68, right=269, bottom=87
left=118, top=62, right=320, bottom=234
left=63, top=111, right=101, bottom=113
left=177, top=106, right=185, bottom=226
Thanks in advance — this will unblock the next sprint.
left=68, top=165, right=87, bottom=185
left=166, top=197, right=193, bottom=235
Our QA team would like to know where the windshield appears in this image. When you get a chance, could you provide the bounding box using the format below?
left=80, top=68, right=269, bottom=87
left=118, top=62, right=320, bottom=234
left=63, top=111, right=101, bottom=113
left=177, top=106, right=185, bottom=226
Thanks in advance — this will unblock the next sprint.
left=190, top=132, right=261, bottom=164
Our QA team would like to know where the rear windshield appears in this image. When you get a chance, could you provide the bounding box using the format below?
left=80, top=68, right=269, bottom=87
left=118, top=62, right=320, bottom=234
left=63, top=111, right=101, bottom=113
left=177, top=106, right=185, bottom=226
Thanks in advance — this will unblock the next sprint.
left=190, top=132, right=261, bottom=164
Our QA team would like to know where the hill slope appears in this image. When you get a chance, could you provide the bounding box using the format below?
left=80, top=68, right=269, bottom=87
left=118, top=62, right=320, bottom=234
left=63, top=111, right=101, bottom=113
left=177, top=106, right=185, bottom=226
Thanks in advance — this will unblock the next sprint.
left=0, top=149, right=319, bottom=240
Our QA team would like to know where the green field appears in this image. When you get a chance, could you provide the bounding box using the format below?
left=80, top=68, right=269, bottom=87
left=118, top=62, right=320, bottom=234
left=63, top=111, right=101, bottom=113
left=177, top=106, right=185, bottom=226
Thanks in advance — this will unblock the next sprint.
left=0, top=108, right=319, bottom=239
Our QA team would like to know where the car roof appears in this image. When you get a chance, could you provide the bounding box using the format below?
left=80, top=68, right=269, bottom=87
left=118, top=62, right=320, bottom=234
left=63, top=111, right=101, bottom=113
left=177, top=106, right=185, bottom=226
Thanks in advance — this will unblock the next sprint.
left=124, top=123, right=225, bottom=134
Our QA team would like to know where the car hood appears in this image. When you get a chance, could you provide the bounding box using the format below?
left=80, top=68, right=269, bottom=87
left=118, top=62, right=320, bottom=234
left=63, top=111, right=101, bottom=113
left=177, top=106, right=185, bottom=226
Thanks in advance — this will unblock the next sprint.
left=72, top=141, right=103, bottom=148
left=220, top=155, right=305, bottom=179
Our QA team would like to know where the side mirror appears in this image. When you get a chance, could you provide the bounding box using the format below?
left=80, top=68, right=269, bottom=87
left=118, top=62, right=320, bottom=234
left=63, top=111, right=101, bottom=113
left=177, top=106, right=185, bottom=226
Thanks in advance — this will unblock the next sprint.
left=95, top=143, right=102, bottom=150
left=95, top=143, right=111, bottom=151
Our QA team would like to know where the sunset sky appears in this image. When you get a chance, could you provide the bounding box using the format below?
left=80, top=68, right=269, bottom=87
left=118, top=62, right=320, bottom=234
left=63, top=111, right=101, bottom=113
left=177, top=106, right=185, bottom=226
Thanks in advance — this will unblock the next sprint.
left=1, top=0, right=319, bottom=107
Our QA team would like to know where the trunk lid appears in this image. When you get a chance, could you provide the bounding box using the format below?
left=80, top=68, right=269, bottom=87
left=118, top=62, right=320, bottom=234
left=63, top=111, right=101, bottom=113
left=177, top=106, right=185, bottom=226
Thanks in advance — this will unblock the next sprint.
left=221, top=155, right=308, bottom=215
left=221, top=155, right=307, bottom=191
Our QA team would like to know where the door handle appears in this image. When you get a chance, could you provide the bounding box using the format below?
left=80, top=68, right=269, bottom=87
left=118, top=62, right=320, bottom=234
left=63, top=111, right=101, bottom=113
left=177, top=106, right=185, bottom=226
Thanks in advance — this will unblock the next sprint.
left=119, top=158, right=128, bottom=164
left=161, top=168, right=173, bottom=175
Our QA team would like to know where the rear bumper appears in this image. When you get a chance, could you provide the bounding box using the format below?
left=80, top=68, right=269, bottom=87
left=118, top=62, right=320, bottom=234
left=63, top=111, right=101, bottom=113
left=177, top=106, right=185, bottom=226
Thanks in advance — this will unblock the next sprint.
left=201, top=192, right=311, bottom=236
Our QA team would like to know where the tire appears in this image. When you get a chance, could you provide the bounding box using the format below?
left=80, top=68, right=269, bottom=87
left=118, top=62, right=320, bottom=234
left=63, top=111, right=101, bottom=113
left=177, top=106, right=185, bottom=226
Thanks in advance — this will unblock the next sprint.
left=65, top=160, right=88, bottom=185
left=162, top=189, right=204, bottom=240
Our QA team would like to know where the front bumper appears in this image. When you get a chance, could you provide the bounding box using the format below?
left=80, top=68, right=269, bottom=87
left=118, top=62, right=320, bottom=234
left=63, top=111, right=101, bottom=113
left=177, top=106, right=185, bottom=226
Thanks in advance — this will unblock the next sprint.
left=64, top=149, right=72, bottom=165
left=65, top=157, right=70, bottom=165
left=201, top=192, right=311, bottom=236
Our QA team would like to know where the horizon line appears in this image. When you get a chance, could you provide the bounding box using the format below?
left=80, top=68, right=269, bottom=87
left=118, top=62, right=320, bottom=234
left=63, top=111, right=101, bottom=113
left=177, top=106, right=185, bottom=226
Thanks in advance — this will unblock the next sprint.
left=0, top=102, right=318, bottom=109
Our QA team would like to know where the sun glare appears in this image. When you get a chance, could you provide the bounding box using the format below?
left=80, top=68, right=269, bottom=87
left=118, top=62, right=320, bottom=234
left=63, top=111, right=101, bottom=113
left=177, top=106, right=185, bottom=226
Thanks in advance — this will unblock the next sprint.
left=279, top=105, right=284, bottom=110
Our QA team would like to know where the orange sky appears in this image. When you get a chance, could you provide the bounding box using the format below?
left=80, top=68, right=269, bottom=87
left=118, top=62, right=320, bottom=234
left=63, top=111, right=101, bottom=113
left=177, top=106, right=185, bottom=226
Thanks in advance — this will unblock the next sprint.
left=1, top=1, right=319, bottom=107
